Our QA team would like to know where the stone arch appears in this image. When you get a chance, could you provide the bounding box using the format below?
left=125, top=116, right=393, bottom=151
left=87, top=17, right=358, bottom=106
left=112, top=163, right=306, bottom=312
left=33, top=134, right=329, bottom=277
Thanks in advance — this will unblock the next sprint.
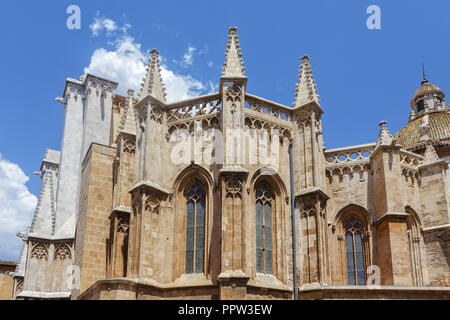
left=334, top=203, right=371, bottom=227
left=249, top=166, right=288, bottom=200
left=172, top=164, right=214, bottom=281
left=334, top=203, right=372, bottom=285
left=172, top=163, right=214, bottom=194
left=247, top=167, right=289, bottom=283
left=405, top=205, right=422, bottom=229
left=405, top=205, right=424, bottom=286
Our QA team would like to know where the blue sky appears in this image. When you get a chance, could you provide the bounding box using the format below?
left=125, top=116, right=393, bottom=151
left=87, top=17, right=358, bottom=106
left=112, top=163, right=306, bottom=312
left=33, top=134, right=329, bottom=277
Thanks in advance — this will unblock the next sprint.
left=0, top=0, right=449, bottom=260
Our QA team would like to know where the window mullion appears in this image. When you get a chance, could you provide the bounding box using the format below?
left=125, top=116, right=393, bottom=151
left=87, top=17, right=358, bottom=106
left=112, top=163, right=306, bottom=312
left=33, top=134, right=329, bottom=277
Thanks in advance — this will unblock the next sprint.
left=193, top=200, right=197, bottom=273
left=352, top=232, right=357, bottom=285
left=262, top=202, right=265, bottom=273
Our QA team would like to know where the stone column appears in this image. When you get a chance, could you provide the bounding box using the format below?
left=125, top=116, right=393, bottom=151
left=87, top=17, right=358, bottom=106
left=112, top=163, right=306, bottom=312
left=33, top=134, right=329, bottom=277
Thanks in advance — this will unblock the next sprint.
left=371, top=142, right=412, bottom=285
left=217, top=170, right=250, bottom=299
left=296, top=189, right=329, bottom=287
left=81, top=75, right=118, bottom=158
left=418, top=149, right=450, bottom=283
left=54, top=79, right=84, bottom=237
left=108, top=210, right=130, bottom=279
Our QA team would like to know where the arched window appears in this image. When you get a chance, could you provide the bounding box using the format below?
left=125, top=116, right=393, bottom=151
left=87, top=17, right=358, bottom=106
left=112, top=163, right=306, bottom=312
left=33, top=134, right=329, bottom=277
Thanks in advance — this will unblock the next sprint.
left=185, top=181, right=205, bottom=274
left=255, top=182, right=273, bottom=274
left=344, top=216, right=365, bottom=285
left=416, top=100, right=425, bottom=113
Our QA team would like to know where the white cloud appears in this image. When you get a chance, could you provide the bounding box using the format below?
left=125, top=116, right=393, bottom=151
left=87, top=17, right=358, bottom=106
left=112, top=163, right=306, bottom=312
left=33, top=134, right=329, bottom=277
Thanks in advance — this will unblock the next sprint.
left=89, top=14, right=130, bottom=37
left=173, top=46, right=198, bottom=68
left=84, top=17, right=217, bottom=101
left=90, top=17, right=118, bottom=37
left=84, top=36, right=146, bottom=95
left=0, top=154, right=37, bottom=261
left=161, top=68, right=205, bottom=101
left=183, top=46, right=196, bottom=66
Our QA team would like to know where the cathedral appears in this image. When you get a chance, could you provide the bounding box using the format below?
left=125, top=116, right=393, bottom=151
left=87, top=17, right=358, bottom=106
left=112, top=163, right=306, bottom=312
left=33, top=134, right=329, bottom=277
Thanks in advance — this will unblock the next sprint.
left=8, top=27, right=450, bottom=299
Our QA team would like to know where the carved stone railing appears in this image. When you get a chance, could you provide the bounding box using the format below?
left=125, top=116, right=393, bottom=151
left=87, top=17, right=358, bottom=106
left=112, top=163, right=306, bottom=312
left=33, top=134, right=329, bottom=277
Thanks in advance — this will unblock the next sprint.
left=400, top=149, right=423, bottom=180
left=245, top=94, right=293, bottom=123
left=166, top=93, right=222, bottom=132
left=244, top=94, right=294, bottom=140
left=325, top=143, right=375, bottom=177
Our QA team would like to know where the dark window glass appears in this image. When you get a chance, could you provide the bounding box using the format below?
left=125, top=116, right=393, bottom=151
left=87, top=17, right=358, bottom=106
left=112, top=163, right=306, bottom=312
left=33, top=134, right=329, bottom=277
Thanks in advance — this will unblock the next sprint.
left=346, top=232, right=356, bottom=285
left=355, top=232, right=365, bottom=285
left=255, top=182, right=273, bottom=274
left=344, top=216, right=366, bottom=285
left=417, top=100, right=425, bottom=112
left=256, top=201, right=263, bottom=273
left=185, top=181, right=205, bottom=274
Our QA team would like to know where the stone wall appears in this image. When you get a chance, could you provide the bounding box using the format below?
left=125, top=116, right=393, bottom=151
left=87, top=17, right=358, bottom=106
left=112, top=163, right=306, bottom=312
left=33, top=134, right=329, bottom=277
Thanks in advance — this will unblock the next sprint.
left=74, top=143, right=116, bottom=298
left=0, top=262, right=16, bottom=300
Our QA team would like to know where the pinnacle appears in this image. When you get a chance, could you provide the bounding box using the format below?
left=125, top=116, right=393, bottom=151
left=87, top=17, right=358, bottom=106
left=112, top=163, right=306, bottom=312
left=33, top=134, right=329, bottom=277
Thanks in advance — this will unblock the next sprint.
left=375, top=120, right=396, bottom=148
left=117, top=89, right=137, bottom=136
left=423, top=143, right=440, bottom=164
left=138, top=49, right=167, bottom=102
left=293, top=54, right=320, bottom=108
left=222, top=27, right=246, bottom=78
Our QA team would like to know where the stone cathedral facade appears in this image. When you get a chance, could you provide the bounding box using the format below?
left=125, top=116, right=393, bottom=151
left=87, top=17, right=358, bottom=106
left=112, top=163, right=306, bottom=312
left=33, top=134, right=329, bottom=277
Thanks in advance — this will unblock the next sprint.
left=9, top=27, right=450, bottom=300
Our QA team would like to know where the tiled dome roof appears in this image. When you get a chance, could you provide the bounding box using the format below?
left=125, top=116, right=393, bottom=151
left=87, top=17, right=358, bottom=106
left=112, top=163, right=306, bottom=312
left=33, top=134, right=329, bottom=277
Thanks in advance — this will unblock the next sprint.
left=394, top=112, right=450, bottom=150
left=410, top=81, right=445, bottom=107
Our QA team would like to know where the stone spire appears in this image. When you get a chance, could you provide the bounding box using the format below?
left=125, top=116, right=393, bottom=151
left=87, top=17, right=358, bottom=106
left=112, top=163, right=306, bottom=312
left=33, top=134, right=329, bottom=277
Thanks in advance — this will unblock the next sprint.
left=28, top=149, right=60, bottom=237
left=117, top=89, right=137, bottom=136
left=423, top=143, right=440, bottom=164
left=375, top=120, right=396, bottom=148
left=222, top=27, right=246, bottom=78
left=293, top=55, right=320, bottom=108
left=138, top=49, right=167, bottom=102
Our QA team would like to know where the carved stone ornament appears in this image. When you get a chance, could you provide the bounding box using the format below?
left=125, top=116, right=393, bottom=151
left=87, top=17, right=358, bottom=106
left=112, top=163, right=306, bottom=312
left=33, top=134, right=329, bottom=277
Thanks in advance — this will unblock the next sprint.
left=31, top=242, right=49, bottom=260
left=225, top=176, right=243, bottom=197
left=226, top=83, right=242, bottom=110
left=117, top=217, right=130, bottom=233
left=16, top=278, right=24, bottom=293
left=144, top=194, right=160, bottom=214
left=123, top=138, right=136, bottom=153
left=54, top=242, right=72, bottom=260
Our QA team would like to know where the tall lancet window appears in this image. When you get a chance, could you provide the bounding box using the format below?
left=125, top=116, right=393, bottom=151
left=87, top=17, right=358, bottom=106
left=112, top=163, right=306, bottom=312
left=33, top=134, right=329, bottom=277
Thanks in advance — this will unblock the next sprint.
left=256, top=182, right=273, bottom=274
left=344, top=216, right=365, bottom=285
left=185, top=181, right=205, bottom=274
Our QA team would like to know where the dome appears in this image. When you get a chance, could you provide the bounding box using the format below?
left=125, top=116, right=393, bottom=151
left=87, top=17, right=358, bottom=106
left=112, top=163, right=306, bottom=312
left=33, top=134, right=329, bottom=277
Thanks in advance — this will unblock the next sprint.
left=394, top=112, right=450, bottom=150
left=410, top=81, right=445, bottom=107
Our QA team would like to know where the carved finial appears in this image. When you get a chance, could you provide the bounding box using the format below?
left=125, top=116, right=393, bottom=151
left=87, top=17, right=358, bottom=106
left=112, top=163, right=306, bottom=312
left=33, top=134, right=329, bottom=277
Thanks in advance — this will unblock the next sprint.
left=422, top=63, right=428, bottom=85
left=138, top=49, right=167, bottom=102
left=375, top=120, right=396, bottom=148
left=293, top=54, right=320, bottom=108
left=222, top=27, right=246, bottom=77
